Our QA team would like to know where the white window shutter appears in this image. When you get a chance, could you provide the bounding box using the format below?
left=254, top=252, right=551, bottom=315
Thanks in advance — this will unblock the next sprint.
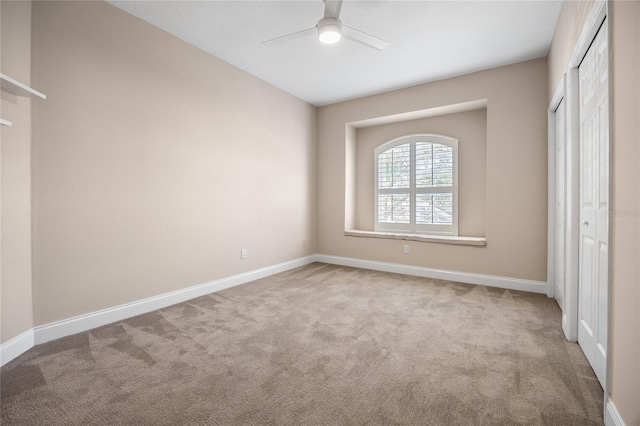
left=374, top=134, right=458, bottom=236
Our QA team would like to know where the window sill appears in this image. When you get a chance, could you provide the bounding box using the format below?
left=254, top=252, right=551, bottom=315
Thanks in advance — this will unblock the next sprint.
left=344, top=229, right=486, bottom=247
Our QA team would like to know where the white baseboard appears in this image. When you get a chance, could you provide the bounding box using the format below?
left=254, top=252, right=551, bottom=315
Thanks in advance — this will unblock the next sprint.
left=316, top=254, right=547, bottom=294
left=0, top=329, right=35, bottom=367
left=2, top=253, right=548, bottom=366
left=605, top=399, right=626, bottom=426
left=33, top=255, right=317, bottom=346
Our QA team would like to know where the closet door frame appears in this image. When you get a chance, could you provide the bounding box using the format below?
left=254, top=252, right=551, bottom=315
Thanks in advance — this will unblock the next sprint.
left=547, top=0, right=610, bottom=416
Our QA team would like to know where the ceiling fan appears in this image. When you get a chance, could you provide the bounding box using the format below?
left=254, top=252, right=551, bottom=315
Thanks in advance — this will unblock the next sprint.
left=262, top=0, right=390, bottom=51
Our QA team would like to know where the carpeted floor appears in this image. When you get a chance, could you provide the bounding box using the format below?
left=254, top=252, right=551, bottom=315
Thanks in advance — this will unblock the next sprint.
left=1, top=263, right=603, bottom=425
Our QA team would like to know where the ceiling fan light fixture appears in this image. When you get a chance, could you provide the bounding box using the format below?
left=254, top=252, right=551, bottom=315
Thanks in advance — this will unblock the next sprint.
left=317, top=17, right=342, bottom=44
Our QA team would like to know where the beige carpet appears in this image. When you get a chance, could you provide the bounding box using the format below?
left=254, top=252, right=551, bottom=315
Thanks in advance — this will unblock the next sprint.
left=1, top=263, right=603, bottom=425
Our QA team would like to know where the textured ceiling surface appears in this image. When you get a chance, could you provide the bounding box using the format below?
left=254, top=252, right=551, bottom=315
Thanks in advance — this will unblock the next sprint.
left=108, top=0, right=563, bottom=106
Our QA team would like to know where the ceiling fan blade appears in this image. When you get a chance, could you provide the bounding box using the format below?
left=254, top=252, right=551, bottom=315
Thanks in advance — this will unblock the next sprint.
left=323, top=0, right=343, bottom=19
left=343, top=25, right=390, bottom=51
left=262, top=27, right=316, bottom=47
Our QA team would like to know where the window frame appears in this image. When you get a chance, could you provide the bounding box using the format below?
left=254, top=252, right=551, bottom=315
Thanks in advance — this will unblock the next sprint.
left=374, top=134, right=459, bottom=236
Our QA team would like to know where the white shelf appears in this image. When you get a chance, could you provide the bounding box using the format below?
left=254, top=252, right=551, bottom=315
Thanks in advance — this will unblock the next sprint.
left=0, top=73, right=46, bottom=99
left=0, top=118, right=12, bottom=127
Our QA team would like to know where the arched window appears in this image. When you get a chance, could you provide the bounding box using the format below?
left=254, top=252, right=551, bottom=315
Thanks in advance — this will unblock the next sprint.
left=374, top=134, right=458, bottom=235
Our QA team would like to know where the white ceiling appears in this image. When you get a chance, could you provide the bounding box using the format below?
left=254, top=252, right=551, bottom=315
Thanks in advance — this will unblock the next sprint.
left=108, top=0, right=563, bottom=106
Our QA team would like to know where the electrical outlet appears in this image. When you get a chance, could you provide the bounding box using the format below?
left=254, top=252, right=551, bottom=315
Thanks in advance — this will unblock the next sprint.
left=403, top=244, right=410, bottom=254
left=303, top=239, right=308, bottom=248
left=241, top=248, right=247, bottom=259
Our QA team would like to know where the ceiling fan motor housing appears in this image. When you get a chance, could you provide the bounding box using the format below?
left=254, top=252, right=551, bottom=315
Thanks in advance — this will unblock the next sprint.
left=317, top=17, right=342, bottom=44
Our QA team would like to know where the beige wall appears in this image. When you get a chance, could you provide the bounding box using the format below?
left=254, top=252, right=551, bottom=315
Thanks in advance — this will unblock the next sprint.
left=318, top=59, right=548, bottom=281
left=355, top=109, right=487, bottom=237
left=1, top=1, right=34, bottom=344
left=547, top=0, right=596, bottom=100
left=609, top=2, right=640, bottom=424
left=30, top=1, right=316, bottom=326
left=548, top=1, right=640, bottom=423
